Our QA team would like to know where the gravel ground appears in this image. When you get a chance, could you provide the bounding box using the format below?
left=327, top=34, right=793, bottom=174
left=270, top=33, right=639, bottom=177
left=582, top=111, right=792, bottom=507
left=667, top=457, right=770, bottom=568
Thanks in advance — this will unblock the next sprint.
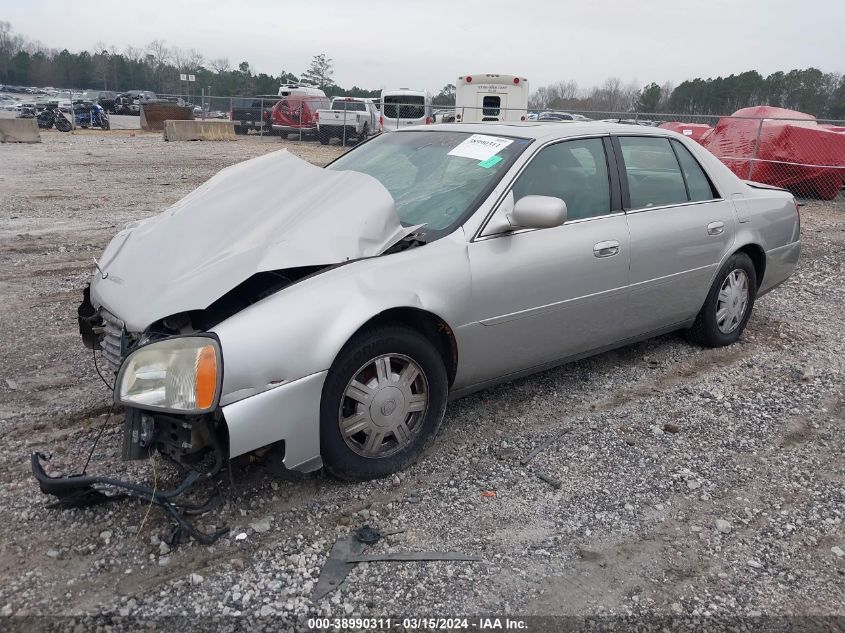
left=0, top=129, right=843, bottom=630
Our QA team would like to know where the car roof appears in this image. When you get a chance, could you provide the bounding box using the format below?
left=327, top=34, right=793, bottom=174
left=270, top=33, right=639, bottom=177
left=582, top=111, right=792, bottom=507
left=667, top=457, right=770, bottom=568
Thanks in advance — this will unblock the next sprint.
left=405, top=121, right=677, bottom=141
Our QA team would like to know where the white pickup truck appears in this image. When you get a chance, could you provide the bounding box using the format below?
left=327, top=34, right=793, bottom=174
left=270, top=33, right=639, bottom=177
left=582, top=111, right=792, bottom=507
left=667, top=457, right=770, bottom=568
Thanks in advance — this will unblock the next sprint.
left=316, top=97, right=378, bottom=144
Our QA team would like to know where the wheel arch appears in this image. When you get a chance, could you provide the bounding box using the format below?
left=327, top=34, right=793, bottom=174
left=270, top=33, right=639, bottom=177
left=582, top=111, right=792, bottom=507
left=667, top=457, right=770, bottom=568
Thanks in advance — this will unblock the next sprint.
left=734, top=242, right=766, bottom=289
left=343, top=307, right=458, bottom=388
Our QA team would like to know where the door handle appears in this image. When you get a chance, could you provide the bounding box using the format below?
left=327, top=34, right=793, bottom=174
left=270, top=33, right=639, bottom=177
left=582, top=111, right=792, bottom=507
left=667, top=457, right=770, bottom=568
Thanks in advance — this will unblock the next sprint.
left=707, top=221, right=725, bottom=235
left=593, top=240, right=620, bottom=258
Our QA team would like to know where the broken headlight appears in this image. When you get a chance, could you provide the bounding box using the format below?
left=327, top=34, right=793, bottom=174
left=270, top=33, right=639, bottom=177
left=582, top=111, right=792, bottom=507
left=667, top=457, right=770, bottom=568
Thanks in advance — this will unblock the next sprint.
left=115, top=336, right=222, bottom=414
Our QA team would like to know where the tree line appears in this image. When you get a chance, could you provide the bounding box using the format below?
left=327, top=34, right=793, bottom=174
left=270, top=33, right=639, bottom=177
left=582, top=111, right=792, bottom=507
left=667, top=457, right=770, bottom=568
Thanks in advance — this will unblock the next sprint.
left=530, top=69, right=845, bottom=119
left=2, top=22, right=843, bottom=118
left=0, top=22, right=378, bottom=99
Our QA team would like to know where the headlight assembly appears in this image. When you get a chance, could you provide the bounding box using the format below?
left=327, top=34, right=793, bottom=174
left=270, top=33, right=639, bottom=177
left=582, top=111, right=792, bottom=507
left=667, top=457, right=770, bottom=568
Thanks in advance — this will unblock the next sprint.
left=115, top=336, right=222, bottom=414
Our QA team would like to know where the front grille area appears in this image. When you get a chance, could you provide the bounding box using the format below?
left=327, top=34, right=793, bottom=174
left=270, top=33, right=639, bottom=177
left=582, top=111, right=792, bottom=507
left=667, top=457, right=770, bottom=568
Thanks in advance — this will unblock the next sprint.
left=99, top=309, right=126, bottom=372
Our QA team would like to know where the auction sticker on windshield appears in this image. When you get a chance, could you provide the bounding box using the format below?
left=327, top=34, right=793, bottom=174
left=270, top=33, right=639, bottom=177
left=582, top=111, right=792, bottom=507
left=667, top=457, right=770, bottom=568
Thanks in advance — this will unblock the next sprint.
left=448, top=134, right=514, bottom=161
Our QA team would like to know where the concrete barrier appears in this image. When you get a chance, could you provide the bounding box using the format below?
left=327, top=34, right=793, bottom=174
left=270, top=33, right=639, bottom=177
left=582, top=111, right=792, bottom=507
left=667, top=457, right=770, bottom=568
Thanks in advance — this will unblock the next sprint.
left=163, top=120, right=236, bottom=142
left=0, top=118, right=41, bottom=143
left=141, top=103, right=193, bottom=131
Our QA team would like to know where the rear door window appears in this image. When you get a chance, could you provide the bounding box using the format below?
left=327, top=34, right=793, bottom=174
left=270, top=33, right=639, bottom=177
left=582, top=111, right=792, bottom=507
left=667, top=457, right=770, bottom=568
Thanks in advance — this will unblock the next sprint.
left=618, top=137, right=688, bottom=209
left=671, top=140, right=718, bottom=201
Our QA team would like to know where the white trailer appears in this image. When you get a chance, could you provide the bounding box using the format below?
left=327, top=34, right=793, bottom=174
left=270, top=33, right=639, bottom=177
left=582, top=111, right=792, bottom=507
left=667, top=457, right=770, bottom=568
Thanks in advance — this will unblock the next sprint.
left=455, top=73, right=529, bottom=123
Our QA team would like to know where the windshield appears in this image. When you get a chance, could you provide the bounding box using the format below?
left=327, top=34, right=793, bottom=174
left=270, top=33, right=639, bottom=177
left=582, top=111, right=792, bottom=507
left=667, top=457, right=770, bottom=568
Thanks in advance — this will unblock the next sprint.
left=327, top=130, right=531, bottom=238
left=383, top=95, right=425, bottom=120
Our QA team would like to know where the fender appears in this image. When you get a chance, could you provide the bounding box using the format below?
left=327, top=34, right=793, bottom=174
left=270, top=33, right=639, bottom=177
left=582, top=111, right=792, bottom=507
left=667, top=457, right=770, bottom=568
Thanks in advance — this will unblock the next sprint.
left=211, top=230, right=472, bottom=406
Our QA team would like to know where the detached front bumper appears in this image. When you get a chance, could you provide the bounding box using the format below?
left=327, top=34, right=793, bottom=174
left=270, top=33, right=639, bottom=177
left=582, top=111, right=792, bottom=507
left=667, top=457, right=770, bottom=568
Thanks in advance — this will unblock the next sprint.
left=31, top=452, right=229, bottom=544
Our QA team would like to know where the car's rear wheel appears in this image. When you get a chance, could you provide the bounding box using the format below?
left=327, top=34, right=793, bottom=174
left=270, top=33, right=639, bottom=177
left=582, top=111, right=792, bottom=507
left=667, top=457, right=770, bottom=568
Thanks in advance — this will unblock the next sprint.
left=686, top=252, right=757, bottom=347
left=320, top=325, right=448, bottom=480
left=318, top=130, right=330, bottom=145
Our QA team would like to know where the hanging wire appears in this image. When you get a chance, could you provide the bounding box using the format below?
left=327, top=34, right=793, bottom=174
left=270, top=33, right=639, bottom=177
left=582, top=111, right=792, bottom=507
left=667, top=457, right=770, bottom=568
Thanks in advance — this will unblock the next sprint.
left=92, top=347, right=114, bottom=392
left=136, top=449, right=158, bottom=537
left=81, top=402, right=114, bottom=475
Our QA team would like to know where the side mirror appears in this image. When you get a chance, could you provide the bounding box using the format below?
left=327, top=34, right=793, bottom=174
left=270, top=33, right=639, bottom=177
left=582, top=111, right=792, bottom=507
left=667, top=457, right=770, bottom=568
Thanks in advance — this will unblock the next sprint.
left=507, top=195, right=568, bottom=230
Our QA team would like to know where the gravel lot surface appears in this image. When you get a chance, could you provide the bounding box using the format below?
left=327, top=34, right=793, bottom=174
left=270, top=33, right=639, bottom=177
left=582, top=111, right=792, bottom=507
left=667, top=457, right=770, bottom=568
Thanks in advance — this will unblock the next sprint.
left=0, top=129, right=842, bottom=630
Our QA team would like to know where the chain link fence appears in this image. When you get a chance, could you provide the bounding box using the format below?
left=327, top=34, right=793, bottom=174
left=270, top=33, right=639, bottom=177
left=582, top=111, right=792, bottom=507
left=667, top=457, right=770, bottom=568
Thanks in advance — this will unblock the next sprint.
left=146, top=95, right=845, bottom=200
left=557, top=109, right=845, bottom=200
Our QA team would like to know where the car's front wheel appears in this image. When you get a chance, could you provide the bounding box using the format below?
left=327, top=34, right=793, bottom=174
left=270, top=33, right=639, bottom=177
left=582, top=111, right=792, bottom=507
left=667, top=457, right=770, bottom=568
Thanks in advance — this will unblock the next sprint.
left=320, top=325, right=448, bottom=480
left=686, top=251, right=757, bottom=347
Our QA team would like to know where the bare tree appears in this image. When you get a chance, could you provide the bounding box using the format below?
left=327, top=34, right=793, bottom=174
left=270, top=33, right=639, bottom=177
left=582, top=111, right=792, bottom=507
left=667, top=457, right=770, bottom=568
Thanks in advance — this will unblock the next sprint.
left=659, top=81, right=674, bottom=112
left=186, top=49, right=205, bottom=72
left=0, top=21, right=25, bottom=77
left=145, top=39, right=169, bottom=69
left=92, top=40, right=110, bottom=89
left=210, top=57, right=230, bottom=74
left=529, top=80, right=580, bottom=110
left=123, top=45, right=143, bottom=63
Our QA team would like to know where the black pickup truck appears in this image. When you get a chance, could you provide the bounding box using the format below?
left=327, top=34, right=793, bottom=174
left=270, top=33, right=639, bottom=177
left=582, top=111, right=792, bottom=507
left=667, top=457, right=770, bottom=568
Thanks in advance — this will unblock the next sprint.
left=230, top=95, right=279, bottom=134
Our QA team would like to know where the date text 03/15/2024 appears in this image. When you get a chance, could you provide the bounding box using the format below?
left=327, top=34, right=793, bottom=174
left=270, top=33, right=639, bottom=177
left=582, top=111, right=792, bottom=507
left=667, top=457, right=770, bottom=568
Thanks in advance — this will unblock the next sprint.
left=306, top=617, right=528, bottom=630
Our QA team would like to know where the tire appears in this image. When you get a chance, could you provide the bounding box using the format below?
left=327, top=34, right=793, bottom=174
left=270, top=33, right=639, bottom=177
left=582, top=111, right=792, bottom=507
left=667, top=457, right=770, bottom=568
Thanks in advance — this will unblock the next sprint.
left=318, top=129, right=330, bottom=145
left=358, top=123, right=369, bottom=142
left=686, top=252, right=757, bottom=348
left=320, top=325, right=448, bottom=481
left=101, top=116, right=110, bottom=131
left=234, top=126, right=246, bottom=135
left=55, top=117, right=72, bottom=132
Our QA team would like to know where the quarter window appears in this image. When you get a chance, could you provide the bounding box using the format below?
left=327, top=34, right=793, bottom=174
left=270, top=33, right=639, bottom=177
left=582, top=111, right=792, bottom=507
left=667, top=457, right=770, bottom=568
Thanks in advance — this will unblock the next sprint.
left=512, top=138, right=611, bottom=221
left=619, top=136, right=688, bottom=209
left=671, top=140, right=718, bottom=202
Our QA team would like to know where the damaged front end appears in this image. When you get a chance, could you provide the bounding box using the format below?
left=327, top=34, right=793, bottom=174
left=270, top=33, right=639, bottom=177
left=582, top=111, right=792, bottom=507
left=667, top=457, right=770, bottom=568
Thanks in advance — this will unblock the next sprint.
left=39, top=283, right=240, bottom=543
left=42, top=265, right=330, bottom=543
left=34, top=149, right=417, bottom=543
left=35, top=293, right=234, bottom=543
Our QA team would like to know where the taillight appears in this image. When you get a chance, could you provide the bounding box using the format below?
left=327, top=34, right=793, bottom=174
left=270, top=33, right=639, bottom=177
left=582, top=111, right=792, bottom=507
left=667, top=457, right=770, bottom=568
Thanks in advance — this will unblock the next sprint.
left=228, top=111, right=233, bottom=120
left=465, top=75, right=472, bottom=83
left=513, top=77, right=520, bottom=85
left=379, top=115, right=383, bottom=130
left=425, top=116, right=431, bottom=124
left=520, top=115, right=526, bottom=121
left=314, top=111, right=319, bottom=121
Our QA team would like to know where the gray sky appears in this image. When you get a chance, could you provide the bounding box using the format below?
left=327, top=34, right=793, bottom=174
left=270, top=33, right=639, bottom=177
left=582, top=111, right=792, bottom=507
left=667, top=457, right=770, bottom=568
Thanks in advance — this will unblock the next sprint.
left=5, top=0, right=843, bottom=92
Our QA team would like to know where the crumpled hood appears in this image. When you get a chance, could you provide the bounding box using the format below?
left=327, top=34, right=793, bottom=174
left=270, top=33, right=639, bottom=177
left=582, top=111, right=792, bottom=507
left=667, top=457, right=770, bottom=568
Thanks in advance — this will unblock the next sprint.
left=91, top=149, right=410, bottom=332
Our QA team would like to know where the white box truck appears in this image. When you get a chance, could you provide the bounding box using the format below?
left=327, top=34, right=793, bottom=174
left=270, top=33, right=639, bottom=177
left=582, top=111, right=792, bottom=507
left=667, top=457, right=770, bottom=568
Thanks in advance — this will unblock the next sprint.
left=455, top=74, right=529, bottom=123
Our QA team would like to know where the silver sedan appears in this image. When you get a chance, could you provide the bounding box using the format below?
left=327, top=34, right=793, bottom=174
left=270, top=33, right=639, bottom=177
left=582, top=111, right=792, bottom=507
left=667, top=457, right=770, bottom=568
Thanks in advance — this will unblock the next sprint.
left=80, top=122, right=801, bottom=480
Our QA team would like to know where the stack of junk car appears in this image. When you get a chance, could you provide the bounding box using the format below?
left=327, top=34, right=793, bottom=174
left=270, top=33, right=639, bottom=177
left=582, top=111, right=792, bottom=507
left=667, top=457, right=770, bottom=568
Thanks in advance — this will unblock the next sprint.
left=700, top=106, right=845, bottom=200
left=657, top=122, right=713, bottom=143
